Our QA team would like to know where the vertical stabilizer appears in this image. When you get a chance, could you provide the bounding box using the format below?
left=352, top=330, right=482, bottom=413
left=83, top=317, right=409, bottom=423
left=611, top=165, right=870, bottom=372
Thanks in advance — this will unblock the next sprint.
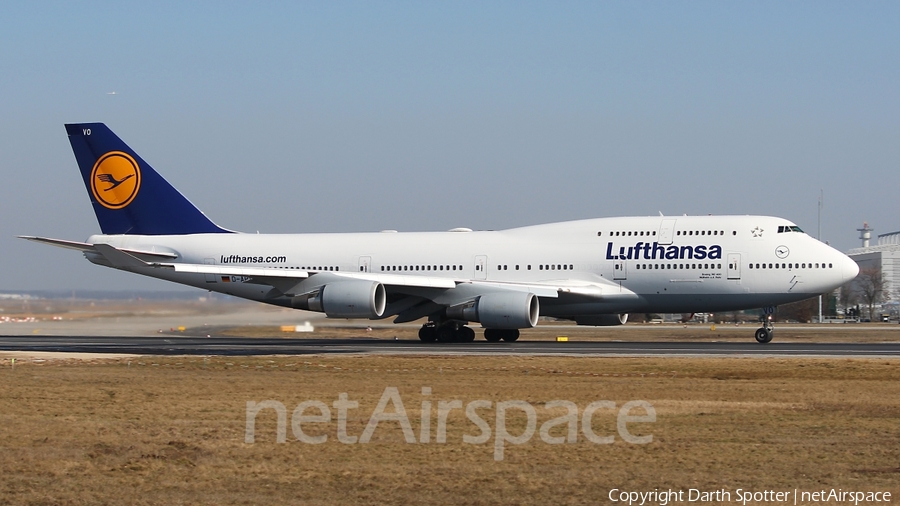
left=65, top=123, right=230, bottom=235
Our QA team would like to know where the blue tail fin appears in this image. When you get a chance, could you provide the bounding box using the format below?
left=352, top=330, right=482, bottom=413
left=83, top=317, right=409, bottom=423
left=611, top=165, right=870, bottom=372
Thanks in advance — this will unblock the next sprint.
left=66, top=123, right=231, bottom=235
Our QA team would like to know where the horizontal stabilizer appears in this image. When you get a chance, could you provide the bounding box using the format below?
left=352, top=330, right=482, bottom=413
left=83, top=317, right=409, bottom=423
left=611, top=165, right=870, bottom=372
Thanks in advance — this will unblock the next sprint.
left=19, top=236, right=178, bottom=259
left=93, top=243, right=152, bottom=269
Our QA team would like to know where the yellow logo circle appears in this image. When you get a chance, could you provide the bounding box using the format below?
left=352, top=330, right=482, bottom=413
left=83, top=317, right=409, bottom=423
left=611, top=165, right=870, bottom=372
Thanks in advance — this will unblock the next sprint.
left=90, top=151, right=141, bottom=209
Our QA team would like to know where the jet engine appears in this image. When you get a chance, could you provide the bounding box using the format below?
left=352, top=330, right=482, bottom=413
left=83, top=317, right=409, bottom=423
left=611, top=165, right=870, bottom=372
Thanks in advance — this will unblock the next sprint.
left=292, top=280, right=386, bottom=318
left=574, top=314, right=629, bottom=326
left=446, top=292, right=539, bottom=329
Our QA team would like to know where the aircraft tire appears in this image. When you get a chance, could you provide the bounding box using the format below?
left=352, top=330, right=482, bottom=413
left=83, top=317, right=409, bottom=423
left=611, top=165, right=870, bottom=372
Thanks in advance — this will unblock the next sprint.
left=501, top=329, right=520, bottom=342
left=483, top=328, right=502, bottom=342
left=754, top=327, right=773, bottom=344
left=418, top=326, right=437, bottom=342
left=436, top=327, right=456, bottom=343
left=459, top=326, right=476, bottom=342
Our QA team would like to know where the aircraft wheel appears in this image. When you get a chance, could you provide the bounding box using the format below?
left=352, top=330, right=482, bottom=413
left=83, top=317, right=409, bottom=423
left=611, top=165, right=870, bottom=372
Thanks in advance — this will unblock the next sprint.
left=501, top=329, right=520, bottom=342
left=418, top=325, right=436, bottom=342
left=754, top=327, right=773, bottom=344
left=459, top=327, right=476, bottom=342
left=483, top=328, right=502, bottom=342
left=436, top=327, right=456, bottom=343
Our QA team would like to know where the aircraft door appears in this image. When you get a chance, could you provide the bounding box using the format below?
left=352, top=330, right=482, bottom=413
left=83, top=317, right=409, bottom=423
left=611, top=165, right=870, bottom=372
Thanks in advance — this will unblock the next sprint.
left=358, top=256, right=372, bottom=273
left=203, top=258, right=216, bottom=283
left=474, top=255, right=488, bottom=280
left=658, top=219, right=677, bottom=245
left=613, top=260, right=627, bottom=280
left=727, top=253, right=741, bottom=280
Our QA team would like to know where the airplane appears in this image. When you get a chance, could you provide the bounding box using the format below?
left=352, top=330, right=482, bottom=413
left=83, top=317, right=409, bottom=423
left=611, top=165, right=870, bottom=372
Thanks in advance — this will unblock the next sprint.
left=22, top=123, right=860, bottom=344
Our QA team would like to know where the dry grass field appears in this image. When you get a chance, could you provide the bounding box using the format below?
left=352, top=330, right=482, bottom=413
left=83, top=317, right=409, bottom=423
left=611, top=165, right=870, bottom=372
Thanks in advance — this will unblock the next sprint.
left=1, top=355, right=898, bottom=505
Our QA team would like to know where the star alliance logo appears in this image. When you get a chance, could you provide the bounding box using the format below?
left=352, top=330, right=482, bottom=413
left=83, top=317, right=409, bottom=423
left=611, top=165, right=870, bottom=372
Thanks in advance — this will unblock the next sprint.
left=751, top=226, right=764, bottom=238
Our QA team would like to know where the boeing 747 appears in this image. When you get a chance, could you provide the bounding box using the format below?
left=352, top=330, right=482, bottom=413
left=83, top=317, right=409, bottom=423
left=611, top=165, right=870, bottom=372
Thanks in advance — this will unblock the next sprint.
left=22, top=124, right=859, bottom=343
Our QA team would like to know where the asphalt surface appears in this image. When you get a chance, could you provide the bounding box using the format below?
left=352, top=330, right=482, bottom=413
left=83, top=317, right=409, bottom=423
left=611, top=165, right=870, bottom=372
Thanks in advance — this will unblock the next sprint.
left=1, top=335, right=899, bottom=357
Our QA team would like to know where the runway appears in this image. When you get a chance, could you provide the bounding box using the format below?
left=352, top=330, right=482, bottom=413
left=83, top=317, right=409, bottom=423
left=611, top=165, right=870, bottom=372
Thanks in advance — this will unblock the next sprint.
left=1, top=335, right=899, bottom=357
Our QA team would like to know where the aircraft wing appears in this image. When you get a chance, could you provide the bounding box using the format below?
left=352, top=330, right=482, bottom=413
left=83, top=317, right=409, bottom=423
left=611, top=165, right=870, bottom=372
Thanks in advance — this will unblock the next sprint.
left=24, top=239, right=634, bottom=312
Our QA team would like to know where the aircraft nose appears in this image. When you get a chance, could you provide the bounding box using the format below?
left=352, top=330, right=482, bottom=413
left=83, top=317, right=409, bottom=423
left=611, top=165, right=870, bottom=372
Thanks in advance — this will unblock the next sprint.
left=841, top=254, right=860, bottom=283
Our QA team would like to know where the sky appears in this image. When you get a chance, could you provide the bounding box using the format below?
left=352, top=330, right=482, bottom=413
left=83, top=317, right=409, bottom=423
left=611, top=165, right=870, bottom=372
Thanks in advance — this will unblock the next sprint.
left=1, top=1, right=898, bottom=291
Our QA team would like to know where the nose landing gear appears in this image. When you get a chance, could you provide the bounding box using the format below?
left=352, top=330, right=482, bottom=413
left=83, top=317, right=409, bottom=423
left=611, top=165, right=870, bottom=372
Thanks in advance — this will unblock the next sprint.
left=755, top=315, right=774, bottom=343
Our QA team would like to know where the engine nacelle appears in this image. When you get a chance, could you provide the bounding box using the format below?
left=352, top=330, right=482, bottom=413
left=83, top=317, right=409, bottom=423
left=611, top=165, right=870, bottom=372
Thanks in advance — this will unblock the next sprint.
left=446, top=292, right=539, bottom=329
left=292, top=281, right=386, bottom=318
left=574, top=313, right=629, bottom=326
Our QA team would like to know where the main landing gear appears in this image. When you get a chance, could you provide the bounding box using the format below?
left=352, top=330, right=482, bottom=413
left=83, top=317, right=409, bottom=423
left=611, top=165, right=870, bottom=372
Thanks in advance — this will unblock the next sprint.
left=418, top=323, right=519, bottom=343
left=418, top=322, right=475, bottom=343
left=755, top=315, right=774, bottom=344
left=483, top=328, right=520, bottom=342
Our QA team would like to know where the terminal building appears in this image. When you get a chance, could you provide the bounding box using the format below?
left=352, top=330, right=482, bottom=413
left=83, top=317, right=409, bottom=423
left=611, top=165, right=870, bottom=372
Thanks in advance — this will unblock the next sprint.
left=847, top=223, right=900, bottom=307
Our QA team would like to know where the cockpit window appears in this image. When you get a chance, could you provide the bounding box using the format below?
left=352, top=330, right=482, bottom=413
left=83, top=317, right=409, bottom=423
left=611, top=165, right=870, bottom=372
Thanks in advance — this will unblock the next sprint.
left=778, top=225, right=805, bottom=233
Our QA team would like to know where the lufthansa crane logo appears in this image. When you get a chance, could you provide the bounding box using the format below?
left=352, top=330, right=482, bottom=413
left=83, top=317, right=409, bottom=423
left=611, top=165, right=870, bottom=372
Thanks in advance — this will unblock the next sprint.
left=90, top=151, right=141, bottom=209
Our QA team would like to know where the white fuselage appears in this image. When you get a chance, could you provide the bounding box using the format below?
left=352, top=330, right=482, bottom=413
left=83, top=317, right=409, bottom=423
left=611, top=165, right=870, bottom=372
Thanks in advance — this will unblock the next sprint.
left=85, top=215, right=858, bottom=319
